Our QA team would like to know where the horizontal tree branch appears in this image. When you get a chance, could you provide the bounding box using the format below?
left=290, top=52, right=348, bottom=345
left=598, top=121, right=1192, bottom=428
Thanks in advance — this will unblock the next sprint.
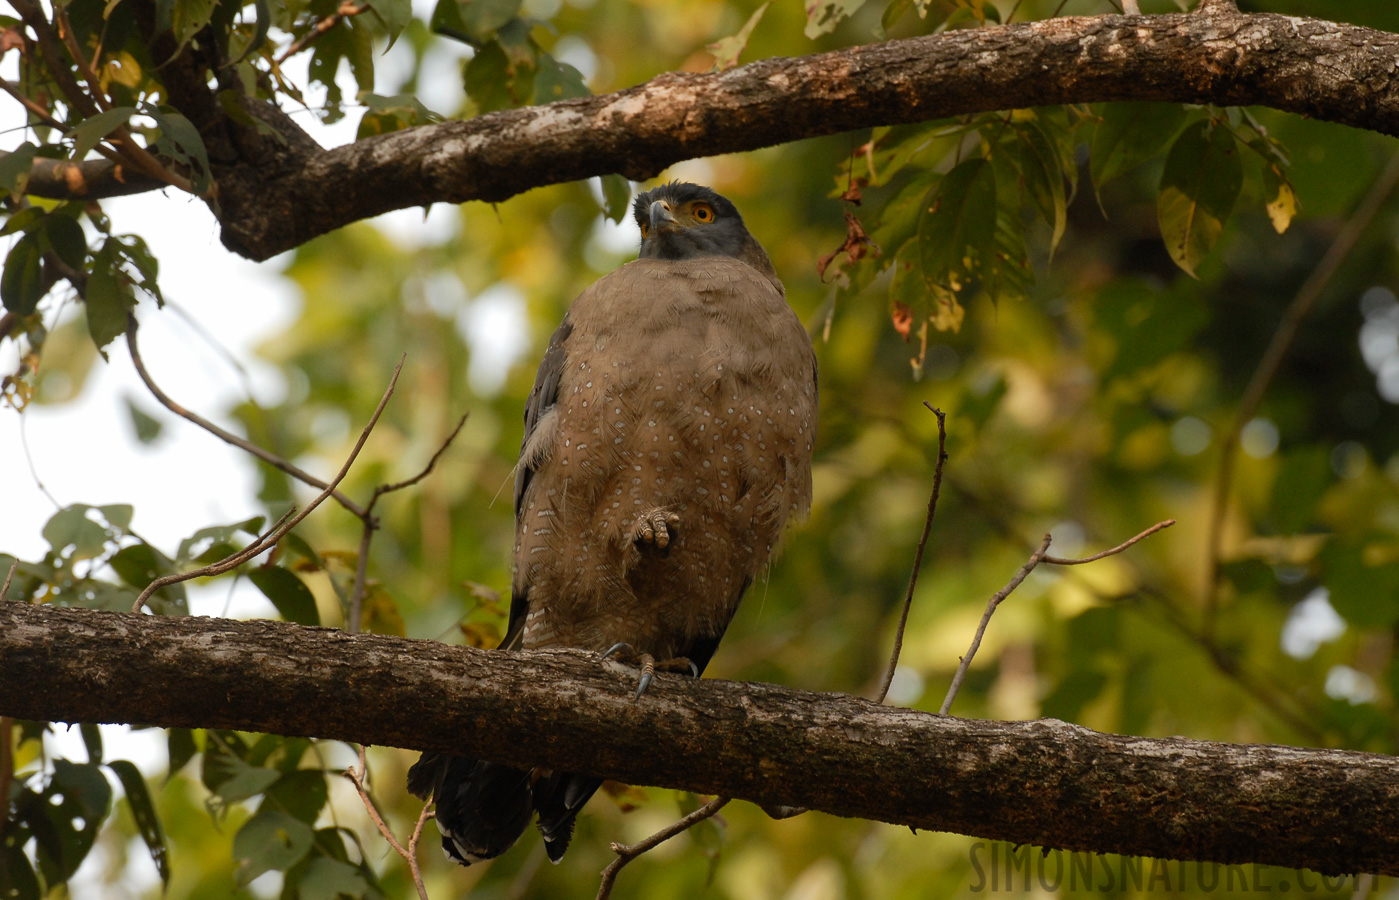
left=10, top=154, right=168, bottom=200
left=209, top=7, right=1399, bottom=259
left=1, top=602, right=1395, bottom=876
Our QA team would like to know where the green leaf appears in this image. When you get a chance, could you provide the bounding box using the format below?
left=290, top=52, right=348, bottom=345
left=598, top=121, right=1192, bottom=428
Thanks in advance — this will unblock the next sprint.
left=42, top=505, right=111, bottom=562
left=98, top=504, right=134, bottom=531
left=804, top=0, right=865, bottom=38
left=294, top=857, right=371, bottom=900
left=0, top=206, right=45, bottom=237
left=204, top=749, right=280, bottom=804
left=1268, top=446, right=1330, bottom=535
left=0, top=842, right=40, bottom=900
left=534, top=52, right=589, bottom=103
left=66, top=106, right=138, bottom=162
left=80, top=723, right=104, bottom=764
left=1157, top=120, right=1242, bottom=277
left=107, top=760, right=170, bottom=886
left=261, top=770, right=328, bottom=824
left=464, top=38, right=516, bottom=112
left=918, top=158, right=996, bottom=295
left=233, top=810, right=314, bottom=885
left=1090, top=102, right=1190, bottom=189
left=2, top=231, right=44, bottom=316
left=109, top=542, right=187, bottom=614
left=85, top=241, right=138, bottom=351
left=457, top=0, right=522, bottom=41
left=169, top=0, right=217, bottom=50
left=599, top=174, right=632, bottom=224
left=1321, top=541, right=1399, bottom=628
left=167, top=728, right=197, bottom=782
left=36, top=760, right=112, bottom=883
left=707, top=1, right=769, bottom=70
left=367, top=0, right=414, bottom=49
left=149, top=108, right=211, bottom=195
left=43, top=214, right=88, bottom=269
left=1012, top=118, right=1068, bottom=257
left=248, top=565, right=321, bottom=626
left=177, top=516, right=265, bottom=564
left=0, top=142, right=38, bottom=197
left=124, top=395, right=164, bottom=444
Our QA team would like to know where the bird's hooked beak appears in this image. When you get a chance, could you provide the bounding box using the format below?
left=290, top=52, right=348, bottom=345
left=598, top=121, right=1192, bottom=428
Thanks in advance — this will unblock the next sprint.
left=649, top=200, right=681, bottom=236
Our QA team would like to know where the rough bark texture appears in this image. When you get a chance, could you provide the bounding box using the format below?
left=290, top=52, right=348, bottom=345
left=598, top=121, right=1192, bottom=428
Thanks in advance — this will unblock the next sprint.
left=142, top=7, right=1399, bottom=260
left=2, top=602, right=1396, bottom=875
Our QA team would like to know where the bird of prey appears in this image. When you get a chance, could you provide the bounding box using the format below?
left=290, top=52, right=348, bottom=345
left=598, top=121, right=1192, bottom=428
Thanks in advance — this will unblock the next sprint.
left=408, top=181, right=817, bottom=866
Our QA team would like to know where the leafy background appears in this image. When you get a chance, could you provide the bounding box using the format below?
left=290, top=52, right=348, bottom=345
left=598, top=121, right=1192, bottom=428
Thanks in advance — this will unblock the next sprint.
left=3, top=0, right=1399, bottom=897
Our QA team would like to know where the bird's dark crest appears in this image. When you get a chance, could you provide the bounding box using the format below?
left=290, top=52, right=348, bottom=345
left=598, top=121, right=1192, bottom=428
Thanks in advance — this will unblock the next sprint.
left=632, top=181, right=743, bottom=227
left=633, top=181, right=777, bottom=279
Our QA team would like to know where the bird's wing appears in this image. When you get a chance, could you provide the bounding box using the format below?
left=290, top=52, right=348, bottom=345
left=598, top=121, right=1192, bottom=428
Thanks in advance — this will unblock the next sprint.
left=502, top=316, right=573, bottom=649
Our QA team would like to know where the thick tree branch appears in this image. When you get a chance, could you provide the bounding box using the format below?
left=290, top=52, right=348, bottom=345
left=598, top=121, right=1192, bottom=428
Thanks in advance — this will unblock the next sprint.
left=2, top=602, right=1396, bottom=877
left=208, top=9, right=1399, bottom=259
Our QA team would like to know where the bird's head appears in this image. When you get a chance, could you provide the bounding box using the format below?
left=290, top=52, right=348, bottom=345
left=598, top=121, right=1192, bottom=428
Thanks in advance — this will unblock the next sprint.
left=633, top=182, right=777, bottom=280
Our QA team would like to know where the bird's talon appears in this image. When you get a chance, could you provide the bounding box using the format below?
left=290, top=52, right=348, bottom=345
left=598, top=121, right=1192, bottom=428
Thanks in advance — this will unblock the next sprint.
left=633, top=509, right=679, bottom=551
left=634, top=653, right=657, bottom=700
left=602, top=642, right=635, bottom=661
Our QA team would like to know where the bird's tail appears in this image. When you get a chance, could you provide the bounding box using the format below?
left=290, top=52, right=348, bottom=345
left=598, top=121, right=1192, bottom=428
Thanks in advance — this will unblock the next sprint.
left=407, top=753, right=602, bottom=865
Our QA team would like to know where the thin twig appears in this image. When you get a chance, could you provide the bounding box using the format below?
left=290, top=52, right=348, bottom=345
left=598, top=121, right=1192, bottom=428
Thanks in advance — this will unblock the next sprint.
left=131, top=357, right=404, bottom=613
left=274, top=1, right=369, bottom=65
left=940, top=535, right=1052, bottom=716
left=596, top=796, right=730, bottom=900
left=1043, top=519, right=1175, bottom=566
left=0, top=560, right=16, bottom=602
left=346, top=413, right=469, bottom=632
left=125, top=318, right=368, bottom=519
left=344, top=745, right=429, bottom=900
left=874, top=403, right=947, bottom=705
left=347, top=520, right=375, bottom=635
left=1203, top=152, right=1399, bottom=634
left=371, top=414, right=469, bottom=501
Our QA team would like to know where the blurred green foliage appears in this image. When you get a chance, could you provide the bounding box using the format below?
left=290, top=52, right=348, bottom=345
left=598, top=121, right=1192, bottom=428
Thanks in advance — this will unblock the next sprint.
left=4, top=0, right=1399, bottom=897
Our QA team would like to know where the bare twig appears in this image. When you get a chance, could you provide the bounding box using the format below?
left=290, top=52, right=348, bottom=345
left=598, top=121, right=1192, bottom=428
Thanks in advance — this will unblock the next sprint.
left=274, top=1, right=369, bottom=65
left=874, top=403, right=947, bottom=705
left=344, top=745, right=429, bottom=900
left=125, top=318, right=368, bottom=519
left=1122, top=0, right=1142, bottom=14
left=940, top=519, right=1178, bottom=715
left=595, top=796, right=730, bottom=900
left=0, top=560, right=16, bottom=602
left=939, top=535, right=1052, bottom=715
left=131, top=357, right=404, bottom=613
left=1203, top=152, right=1399, bottom=633
left=1044, top=519, right=1175, bottom=566
left=371, top=414, right=469, bottom=501
left=345, top=413, right=469, bottom=632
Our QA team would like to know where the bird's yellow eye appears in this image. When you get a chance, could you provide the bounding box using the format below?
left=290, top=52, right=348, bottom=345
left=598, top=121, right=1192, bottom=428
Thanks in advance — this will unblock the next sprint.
left=640, top=222, right=650, bottom=238
left=692, top=203, right=714, bottom=223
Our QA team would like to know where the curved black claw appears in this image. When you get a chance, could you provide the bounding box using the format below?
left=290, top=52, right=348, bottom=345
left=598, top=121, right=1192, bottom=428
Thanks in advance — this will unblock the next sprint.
left=601, top=642, right=635, bottom=661
left=635, top=653, right=656, bottom=700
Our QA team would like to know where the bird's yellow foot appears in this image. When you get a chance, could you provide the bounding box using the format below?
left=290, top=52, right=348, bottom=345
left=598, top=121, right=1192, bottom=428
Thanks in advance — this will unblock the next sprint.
left=633, top=509, right=681, bottom=550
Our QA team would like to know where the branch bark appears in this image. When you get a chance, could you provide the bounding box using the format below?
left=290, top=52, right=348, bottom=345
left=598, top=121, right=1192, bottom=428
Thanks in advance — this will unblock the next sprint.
left=197, top=8, right=1399, bottom=260
left=2, top=602, right=1396, bottom=877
